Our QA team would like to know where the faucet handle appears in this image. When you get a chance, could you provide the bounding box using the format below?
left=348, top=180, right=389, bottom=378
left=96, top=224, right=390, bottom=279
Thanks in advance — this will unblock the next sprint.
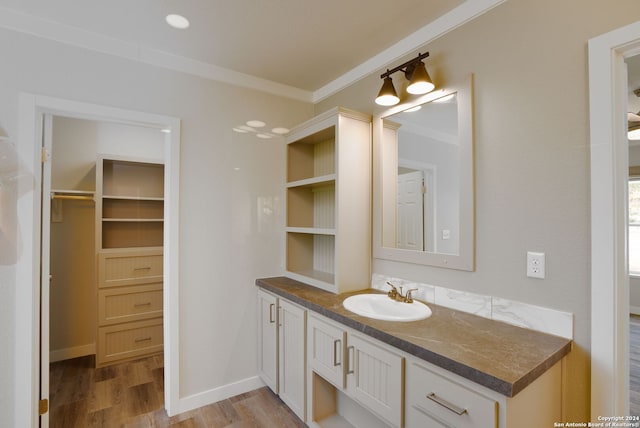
left=386, top=282, right=399, bottom=298
left=404, top=288, right=418, bottom=303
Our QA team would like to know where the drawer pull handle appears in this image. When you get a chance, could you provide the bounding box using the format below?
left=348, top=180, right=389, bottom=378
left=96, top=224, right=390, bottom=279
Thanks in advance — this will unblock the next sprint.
left=427, top=393, right=468, bottom=416
left=269, top=303, right=276, bottom=323
left=135, top=336, right=152, bottom=343
left=333, top=339, right=342, bottom=367
left=133, top=267, right=152, bottom=271
left=346, top=346, right=355, bottom=374
left=134, top=302, right=152, bottom=307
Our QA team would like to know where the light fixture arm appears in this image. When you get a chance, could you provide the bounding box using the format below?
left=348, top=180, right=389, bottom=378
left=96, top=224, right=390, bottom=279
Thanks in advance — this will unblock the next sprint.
left=380, top=52, right=430, bottom=79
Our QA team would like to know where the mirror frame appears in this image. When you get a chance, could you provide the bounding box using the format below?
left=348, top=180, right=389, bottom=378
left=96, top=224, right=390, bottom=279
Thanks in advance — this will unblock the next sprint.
left=372, top=74, right=475, bottom=271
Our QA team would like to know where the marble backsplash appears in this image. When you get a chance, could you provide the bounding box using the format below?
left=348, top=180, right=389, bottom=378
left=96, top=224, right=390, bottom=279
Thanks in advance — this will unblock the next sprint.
left=371, top=273, right=573, bottom=339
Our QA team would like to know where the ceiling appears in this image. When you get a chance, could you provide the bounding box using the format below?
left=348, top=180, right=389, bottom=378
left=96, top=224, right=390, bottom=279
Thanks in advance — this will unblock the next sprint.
left=0, top=0, right=509, bottom=102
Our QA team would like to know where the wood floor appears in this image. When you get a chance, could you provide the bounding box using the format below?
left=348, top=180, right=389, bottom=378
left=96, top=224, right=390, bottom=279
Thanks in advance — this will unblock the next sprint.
left=49, top=354, right=306, bottom=427
left=632, top=315, right=640, bottom=416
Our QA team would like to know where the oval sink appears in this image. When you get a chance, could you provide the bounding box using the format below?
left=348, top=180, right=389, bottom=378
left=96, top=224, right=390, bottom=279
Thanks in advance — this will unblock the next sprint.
left=343, top=294, right=432, bottom=322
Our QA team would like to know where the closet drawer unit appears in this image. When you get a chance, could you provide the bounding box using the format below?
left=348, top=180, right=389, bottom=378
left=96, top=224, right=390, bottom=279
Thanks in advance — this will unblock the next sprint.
left=97, top=318, right=163, bottom=366
left=98, top=283, right=163, bottom=326
left=406, top=359, right=498, bottom=428
left=98, top=249, right=163, bottom=288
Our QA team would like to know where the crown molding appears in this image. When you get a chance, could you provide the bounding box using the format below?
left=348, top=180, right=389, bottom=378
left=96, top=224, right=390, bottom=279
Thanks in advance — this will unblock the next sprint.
left=312, top=0, right=506, bottom=103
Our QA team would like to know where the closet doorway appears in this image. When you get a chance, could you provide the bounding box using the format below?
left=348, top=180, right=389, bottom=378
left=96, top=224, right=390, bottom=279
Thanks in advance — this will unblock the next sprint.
left=14, top=95, right=181, bottom=428
left=47, top=116, right=166, bottom=425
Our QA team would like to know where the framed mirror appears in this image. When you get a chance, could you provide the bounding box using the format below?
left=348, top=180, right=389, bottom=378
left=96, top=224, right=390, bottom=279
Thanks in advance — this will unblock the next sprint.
left=373, top=74, right=474, bottom=270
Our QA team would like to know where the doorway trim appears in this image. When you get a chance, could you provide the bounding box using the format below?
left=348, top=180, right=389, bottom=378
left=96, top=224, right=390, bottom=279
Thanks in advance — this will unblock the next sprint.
left=589, top=22, right=640, bottom=418
left=15, top=94, right=181, bottom=427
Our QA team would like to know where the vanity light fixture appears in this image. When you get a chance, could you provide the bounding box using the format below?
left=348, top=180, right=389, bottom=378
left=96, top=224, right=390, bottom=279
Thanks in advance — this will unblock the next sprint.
left=375, top=52, right=435, bottom=106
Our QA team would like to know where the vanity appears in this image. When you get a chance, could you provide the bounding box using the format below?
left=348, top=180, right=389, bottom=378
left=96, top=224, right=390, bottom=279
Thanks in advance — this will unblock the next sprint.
left=258, top=74, right=571, bottom=427
left=256, top=276, right=571, bottom=428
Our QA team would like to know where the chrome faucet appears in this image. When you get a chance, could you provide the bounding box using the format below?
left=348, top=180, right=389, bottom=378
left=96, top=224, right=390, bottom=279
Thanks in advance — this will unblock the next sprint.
left=386, top=282, right=418, bottom=303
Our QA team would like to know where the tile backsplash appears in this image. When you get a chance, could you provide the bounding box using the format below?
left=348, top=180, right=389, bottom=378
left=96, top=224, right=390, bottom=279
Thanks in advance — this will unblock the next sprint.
left=372, top=273, right=573, bottom=339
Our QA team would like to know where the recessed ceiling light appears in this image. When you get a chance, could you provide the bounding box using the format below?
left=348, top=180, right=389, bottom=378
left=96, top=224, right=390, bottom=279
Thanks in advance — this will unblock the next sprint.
left=166, top=14, right=190, bottom=29
left=233, top=127, right=250, bottom=133
left=256, top=133, right=273, bottom=139
left=271, top=127, right=290, bottom=135
left=246, top=120, right=266, bottom=128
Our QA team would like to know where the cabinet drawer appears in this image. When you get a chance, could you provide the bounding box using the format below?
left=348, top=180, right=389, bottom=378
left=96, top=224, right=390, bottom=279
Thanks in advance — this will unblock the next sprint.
left=97, top=318, right=163, bottom=366
left=98, top=283, right=163, bottom=326
left=406, top=360, right=497, bottom=428
left=98, top=250, right=163, bottom=288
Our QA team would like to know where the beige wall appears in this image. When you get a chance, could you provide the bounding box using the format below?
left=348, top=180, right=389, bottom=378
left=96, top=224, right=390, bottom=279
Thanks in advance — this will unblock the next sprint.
left=0, top=27, right=313, bottom=426
left=316, top=0, right=640, bottom=420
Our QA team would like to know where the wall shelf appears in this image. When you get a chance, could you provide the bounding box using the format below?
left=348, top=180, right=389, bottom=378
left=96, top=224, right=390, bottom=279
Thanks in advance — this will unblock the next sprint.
left=284, top=107, right=371, bottom=294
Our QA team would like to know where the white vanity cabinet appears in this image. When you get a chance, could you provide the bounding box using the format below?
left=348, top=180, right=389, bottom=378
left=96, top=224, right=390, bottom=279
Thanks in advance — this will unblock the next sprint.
left=307, top=313, right=404, bottom=428
left=257, top=289, right=307, bottom=421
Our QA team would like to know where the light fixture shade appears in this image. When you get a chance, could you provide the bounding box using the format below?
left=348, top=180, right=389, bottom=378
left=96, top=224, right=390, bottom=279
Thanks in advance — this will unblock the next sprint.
left=375, top=76, right=400, bottom=106
left=406, top=61, right=435, bottom=95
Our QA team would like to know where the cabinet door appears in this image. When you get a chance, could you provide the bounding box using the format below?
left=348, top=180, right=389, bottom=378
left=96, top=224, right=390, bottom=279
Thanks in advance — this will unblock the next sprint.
left=308, top=314, right=345, bottom=389
left=346, top=332, right=404, bottom=428
left=278, top=299, right=307, bottom=421
left=257, top=289, right=278, bottom=392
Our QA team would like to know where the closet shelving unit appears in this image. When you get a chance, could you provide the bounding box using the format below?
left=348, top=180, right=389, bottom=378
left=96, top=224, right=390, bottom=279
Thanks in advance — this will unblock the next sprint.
left=97, top=157, right=164, bottom=249
left=95, top=155, right=165, bottom=367
left=284, top=107, right=372, bottom=294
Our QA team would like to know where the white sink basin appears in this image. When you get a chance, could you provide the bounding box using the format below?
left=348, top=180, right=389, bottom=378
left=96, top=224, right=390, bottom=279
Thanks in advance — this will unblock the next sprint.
left=342, top=294, right=432, bottom=322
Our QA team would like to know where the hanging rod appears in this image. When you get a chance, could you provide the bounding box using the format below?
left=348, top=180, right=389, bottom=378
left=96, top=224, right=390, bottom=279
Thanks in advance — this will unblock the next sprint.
left=52, top=194, right=95, bottom=201
left=51, top=190, right=95, bottom=201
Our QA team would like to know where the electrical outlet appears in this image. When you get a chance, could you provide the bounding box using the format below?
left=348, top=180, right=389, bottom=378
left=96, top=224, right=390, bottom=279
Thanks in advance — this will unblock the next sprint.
left=527, top=251, right=545, bottom=279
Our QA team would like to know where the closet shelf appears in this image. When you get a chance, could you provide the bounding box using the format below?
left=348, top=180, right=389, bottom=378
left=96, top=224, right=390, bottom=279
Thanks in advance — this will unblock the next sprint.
left=51, top=189, right=95, bottom=201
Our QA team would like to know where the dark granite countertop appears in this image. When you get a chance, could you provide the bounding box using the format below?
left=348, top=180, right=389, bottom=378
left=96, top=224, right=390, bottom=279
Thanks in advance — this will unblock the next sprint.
left=256, top=276, right=572, bottom=397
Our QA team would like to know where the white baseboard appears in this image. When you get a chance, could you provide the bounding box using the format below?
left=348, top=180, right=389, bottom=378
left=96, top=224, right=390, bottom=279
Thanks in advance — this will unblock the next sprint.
left=49, top=343, right=96, bottom=362
left=175, top=376, right=265, bottom=415
left=631, top=305, right=640, bottom=316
